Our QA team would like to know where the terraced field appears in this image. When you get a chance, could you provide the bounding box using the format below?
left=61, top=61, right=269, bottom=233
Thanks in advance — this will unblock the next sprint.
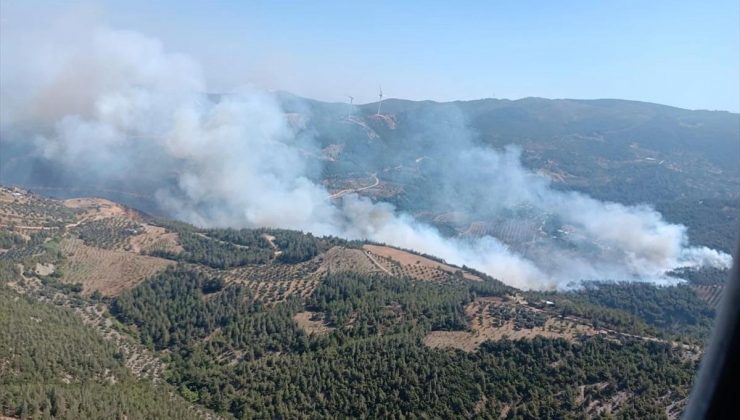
left=74, top=217, right=143, bottom=250
left=0, top=185, right=713, bottom=419
left=363, top=244, right=481, bottom=282
left=691, top=284, right=725, bottom=309
left=216, top=258, right=323, bottom=303
left=59, top=238, right=173, bottom=296
left=128, top=224, right=184, bottom=254
left=318, top=246, right=382, bottom=274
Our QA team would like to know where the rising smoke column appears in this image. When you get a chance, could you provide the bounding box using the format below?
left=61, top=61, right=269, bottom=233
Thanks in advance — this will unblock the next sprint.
left=0, top=21, right=731, bottom=290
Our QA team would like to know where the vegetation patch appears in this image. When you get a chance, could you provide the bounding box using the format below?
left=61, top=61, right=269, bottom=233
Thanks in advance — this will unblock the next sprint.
left=59, top=238, right=173, bottom=296
left=293, top=311, right=334, bottom=336
left=363, top=244, right=482, bottom=282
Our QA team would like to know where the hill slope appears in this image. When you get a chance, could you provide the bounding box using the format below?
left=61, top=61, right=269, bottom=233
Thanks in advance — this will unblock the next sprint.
left=0, top=185, right=723, bottom=418
left=2, top=96, right=737, bottom=253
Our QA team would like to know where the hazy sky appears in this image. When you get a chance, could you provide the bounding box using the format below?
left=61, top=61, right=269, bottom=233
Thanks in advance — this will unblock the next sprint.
left=2, top=0, right=739, bottom=111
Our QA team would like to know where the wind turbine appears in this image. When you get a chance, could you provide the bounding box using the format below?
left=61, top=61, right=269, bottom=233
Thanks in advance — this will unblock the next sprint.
left=346, top=95, right=354, bottom=119
left=376, top=86, right=384, bottom=115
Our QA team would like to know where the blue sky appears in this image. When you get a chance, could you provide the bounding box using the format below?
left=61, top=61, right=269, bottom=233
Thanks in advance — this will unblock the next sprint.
left=3, top=0, right=739, bottom=111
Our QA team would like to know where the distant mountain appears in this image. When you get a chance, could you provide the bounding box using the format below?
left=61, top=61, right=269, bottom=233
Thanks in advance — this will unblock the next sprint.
left=281, top=94, right=739, bottom=198
left=278, top=95, right=740, bottom=252
left=2, top=95, right=738, bottom=252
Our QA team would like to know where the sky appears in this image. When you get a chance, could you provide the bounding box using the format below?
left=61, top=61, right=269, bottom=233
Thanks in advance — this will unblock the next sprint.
left=1, top=0, right=739, bottom=111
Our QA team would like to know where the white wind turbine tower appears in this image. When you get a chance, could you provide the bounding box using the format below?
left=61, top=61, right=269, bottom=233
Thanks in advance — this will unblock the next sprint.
left=346, top=95, right=354, bottom=119
left=376, top=86, right=384, bottom=115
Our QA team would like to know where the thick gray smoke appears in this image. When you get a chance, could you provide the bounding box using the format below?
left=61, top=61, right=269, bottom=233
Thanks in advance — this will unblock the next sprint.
left=0, top=23, right=731, bottom=289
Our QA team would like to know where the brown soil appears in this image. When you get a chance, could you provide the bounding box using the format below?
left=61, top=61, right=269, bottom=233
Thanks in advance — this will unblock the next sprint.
left=128, top=224, right=183, bottom=254
left=320, top=246, right=384, bottom=275
left=59, top=238, right=173, bottom=296
left=363, top=244, right=481, bottom=282
left=293, top=311, right=334, bottom=336
left=63, top=197, right=144, bottom=222
left=34, top=262, right=55, bottom=276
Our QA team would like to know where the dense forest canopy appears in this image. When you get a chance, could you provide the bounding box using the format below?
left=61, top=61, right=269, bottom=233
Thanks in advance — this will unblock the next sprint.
left=0, top=184, right=728, bottom=419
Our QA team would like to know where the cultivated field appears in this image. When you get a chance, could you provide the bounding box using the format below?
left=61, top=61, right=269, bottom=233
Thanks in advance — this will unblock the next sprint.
left=218, top=257, right=323, bottom=304
left=0, top=187, right=77, bottom=231
left=319, top=246, right=383, bottom=275
left=63, top=197, right=144, bottom=222
left=74, top=217, right=143, bottom=250
left=424, top=296, right=600, bottom=352
left=128, top=224, right=183, bottom=254
left=59, top=238, right=173, bottom=296
left=691, top=284, right=724, bottom=309
left=363, top=244, right=482, bottom=282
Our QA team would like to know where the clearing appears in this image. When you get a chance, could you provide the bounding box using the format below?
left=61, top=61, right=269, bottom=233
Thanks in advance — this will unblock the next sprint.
left=363, top=244, right=482, bottom=282
left=293, top=311, right=334, bottom=336
left=424, top=296, right=600, bottom=352
left=128, top=223, right=184, bottom=254
left=59, top=238, right=173, bottom=296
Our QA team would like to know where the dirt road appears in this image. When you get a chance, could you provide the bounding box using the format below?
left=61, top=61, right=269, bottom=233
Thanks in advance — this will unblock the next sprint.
left=328, top=174, right=379, bottom=199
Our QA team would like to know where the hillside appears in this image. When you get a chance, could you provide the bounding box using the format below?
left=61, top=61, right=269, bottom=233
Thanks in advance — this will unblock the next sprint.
left=0, top=185, right=724, bottom=418
left=286, top=95, right=740, bottom=254
left=3, top=96, right=736, bottom=257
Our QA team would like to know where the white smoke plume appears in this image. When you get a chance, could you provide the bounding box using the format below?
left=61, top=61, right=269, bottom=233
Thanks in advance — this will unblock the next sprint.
left=0, top=21, right=731, bottom=290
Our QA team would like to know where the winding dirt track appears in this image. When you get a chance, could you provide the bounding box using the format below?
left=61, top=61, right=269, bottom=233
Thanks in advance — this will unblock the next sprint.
left=328, top=174, right=379, bottom=199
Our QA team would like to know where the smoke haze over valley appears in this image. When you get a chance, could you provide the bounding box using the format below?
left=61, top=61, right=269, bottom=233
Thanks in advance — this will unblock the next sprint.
left=0, top=20, right=735, bottom=290
left=5, top=3, right=740, bottom=419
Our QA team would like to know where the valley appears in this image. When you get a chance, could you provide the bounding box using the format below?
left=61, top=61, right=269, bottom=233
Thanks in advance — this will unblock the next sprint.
left=0, top=185, right=724, bottom=418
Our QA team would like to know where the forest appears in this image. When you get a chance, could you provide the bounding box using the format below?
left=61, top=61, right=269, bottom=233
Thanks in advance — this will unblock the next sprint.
left=105, top=266, right=701, bottom=418
left=0, top=288, right=201, bottom=419
left=0, top=198, right=720, bottom=419
left=147, top=222, right=341, bottom=268
left=527, top=281, right=717, bottom=342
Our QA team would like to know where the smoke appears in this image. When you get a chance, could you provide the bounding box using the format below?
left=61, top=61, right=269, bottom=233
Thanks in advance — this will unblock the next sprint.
left=0, top=21, right=731, bottom=290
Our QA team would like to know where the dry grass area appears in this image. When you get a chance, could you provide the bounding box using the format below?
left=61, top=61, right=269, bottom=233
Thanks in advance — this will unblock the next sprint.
left=691, top=284, right=724, bottom=309
left=128, top=223, right=183, bottom=254
left=424, top=297, right=600, bottom=352
left=64, top=197, right=183, bottom=255
left=62, top=197, right=145, bottom=233
left=320, top=246, right=383, bottom=275
left=63, top=197, right=144, bottom=223
left=34, top=262, right=55, bottom=276
left=363, top=244, right=481, bottom=282
left=363, top=181, right=404, bottom=200
left=59, top=238, right=173, bottom=296
left=293, top=311, right=334, bottom=336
